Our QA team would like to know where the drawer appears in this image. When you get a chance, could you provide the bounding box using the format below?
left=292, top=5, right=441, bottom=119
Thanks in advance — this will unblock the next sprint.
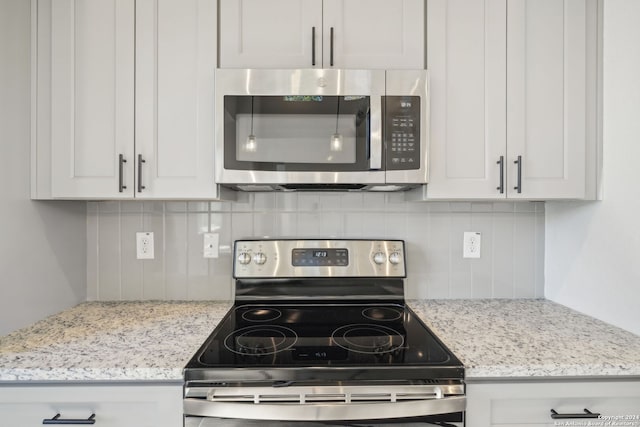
left=467, top=380, right=640, bottom=427
left=492, top=396, right=640, bottom=424
left=0, top=384, right=182, bottom=427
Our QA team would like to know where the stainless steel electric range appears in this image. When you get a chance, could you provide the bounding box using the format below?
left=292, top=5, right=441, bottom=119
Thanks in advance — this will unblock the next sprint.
left=183, top=239, right=465, bottom=426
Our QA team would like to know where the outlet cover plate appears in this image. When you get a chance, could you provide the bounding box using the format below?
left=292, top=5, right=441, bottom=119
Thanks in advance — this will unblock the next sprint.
left=203, top=233, right=219, bottom=258
left=136, top=232, right=154, bottom=259
left=463, top=231, right=481, bottom=259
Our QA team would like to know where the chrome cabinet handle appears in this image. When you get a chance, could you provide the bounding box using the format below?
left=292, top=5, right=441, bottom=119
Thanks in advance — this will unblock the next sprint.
left=137, top=154, right=146, bottom=193
left=513, top=155, right=522, bottom=193
left=497, top=156, right=504, bottom=193
left=550, top=409, right=600, bottom=419
left=311, top=27, right=316, bottom=66
left=118, top=154, right=127, bottom=193
left=330, top=27, right=334, bottom=67
left=43, top=413, right=96, bottom=424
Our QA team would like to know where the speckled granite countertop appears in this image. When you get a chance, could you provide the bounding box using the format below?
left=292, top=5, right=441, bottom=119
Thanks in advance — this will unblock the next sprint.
left=0, top=301, right=231, bottom=382
left=1, top=299, right=639, bottom=383
left=409, top=299, right=640, bottom=380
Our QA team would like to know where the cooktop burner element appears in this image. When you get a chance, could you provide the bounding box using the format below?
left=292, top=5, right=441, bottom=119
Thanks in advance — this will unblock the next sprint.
left=241, top=307, right=282, bottom=322
left=362, top=306, right=403, bottom=321
left=224, top=325, right=298, bottom=356
left=331, top=323, right=404, bottom=354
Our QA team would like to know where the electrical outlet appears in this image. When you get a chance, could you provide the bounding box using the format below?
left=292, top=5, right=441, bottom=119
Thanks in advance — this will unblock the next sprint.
left=463, top=231, right=481, bottom=259
left=203, top=233, right=219, bottom=259
left=136, top=232, right=154, bottom=259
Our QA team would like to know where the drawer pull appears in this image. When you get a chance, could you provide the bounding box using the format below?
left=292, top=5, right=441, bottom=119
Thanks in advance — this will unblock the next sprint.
left=550, top=408, right=600, bottom=419
left=43, top=413, right=96, bottom=424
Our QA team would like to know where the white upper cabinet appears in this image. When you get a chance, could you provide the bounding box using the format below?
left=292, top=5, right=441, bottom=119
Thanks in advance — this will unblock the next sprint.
left=135, top=0, right=217, bottom=199
left=219, top=0, right=424, bottom=69
left=33, top=0, right=219, bottom=199
left=426, top=0, right=507, bottom=199
left=322, top=0, right=424, bottom=69
left=425, top=0, right=597, bottom=200
left=506, top=0, right=596, bottom=199
left=43, top=0, right=135, bottom=199
left=219, top=0, right=322, bottom=69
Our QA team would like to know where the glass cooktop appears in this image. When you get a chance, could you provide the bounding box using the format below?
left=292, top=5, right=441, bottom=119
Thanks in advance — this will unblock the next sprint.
left=186, top=303, right=462, bottom=369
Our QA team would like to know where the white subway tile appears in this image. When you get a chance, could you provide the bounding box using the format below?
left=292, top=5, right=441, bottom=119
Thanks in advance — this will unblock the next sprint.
left=254, top=193, right=276, bottom=211
left=97, top=214, right=121, bottom=300
left=491, top=213, right=515, bottom=298
left=142, top=210, right=165, bottom=299
left=339, top=193, right=364, bottom=210
left=164, top=213, right=188, bottom=300
left=120, top=210, right=144, bottom=300
left=86, top=209, right=99, bottom=300
left=275, top=193, right=298, bottom=212
left=318, top=193, right=342, bottom=212
left=297, top=193, right=320, bottom=211
left=187, top=212, right=211, bottom=300
left=275, top=213, right=298, bottom=237
left=320, top=212, right=345, bottom=237
left=470, top=213, right=494, bottom=298
left=513, top=213, right=537, bottom=298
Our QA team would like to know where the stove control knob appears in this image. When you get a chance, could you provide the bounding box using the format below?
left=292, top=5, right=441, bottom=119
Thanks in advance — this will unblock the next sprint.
left=389, top=252, right=402, bottom=265
left=253, top=252, right=267, bottom=265
left=372, top=252, right=386, bottom=265
left=237, top=252, right=251, bottom=265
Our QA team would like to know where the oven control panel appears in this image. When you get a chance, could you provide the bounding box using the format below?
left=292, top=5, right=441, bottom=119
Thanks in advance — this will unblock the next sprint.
left=233, top=239, right=405, bottom=278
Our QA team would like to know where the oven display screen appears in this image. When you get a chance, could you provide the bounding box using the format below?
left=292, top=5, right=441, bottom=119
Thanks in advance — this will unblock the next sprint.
left=293, top=347, right=348, bottom=361
left=292, top=248, right=348, bottom=267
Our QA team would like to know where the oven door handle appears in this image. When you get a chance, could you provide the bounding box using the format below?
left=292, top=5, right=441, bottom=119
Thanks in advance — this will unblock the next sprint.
left=183, top=396, right=466, bottom=421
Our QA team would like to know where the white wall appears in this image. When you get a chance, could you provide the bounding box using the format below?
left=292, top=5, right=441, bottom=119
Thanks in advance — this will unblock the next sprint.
left=0, top=0, right=87, bottom=336
left=545, top=0, right=640, bottom=336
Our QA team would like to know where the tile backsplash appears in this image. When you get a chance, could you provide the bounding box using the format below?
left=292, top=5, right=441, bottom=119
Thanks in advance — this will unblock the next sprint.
left=87, top=193, right=545, bottom=301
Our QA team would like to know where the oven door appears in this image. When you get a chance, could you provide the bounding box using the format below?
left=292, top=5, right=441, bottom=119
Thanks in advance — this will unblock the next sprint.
left=215, top=69, right=386, bottom=187
left=184, top=384, right=465, bottom=427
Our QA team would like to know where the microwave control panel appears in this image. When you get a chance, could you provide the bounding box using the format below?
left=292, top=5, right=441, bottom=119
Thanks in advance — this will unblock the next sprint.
left=384, top=96, right=420, bottom=170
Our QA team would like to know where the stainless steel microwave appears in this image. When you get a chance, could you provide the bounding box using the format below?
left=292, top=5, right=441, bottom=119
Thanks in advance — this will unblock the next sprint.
left=215, top=69, right=428, bottom=191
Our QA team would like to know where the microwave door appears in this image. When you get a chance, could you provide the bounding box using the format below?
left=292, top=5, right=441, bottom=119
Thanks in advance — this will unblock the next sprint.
left=215, top=69, right=387, bottom=186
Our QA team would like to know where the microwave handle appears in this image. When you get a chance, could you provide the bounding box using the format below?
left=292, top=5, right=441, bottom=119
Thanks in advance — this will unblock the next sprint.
left=369, top=96, right=383, bottom=170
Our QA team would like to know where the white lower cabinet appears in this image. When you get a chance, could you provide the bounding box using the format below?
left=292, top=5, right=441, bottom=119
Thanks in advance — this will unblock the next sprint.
left=466, top=380, right=640, bottom=426
left=0, top=384, right=182, bottom=427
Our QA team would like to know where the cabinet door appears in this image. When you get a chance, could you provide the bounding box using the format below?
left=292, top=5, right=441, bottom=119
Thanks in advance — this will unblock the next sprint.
left=323, top=0, right=424, bottom=69
left=506, top=0, right=596, bottom=199
left=466, top=380, right=640, bottom=427
left=425, top=0, right=507, bottom=199
left=219, top=0, right=322, bottom=68
left=135, top=0, right=218, bottom=199
left=47, top=0, right=135, bottom=198
left=0, top=385, right=182, bottom=427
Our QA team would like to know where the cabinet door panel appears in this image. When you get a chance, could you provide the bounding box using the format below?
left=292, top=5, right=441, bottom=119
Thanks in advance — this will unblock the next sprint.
left=219, top=0, right=322, bottom=68
left=507, top=0, right=594, bottom=199
left=425, top=0, right=507, bottom=199
left=49, top=0, right=135, bottom=198
left=323, top=0, right=424, bottom=69
left=136, top=0, right=218, bottom=198
left=0, top=385, right=182, bottom=427
left=467, top=381, right=640, bottom=427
